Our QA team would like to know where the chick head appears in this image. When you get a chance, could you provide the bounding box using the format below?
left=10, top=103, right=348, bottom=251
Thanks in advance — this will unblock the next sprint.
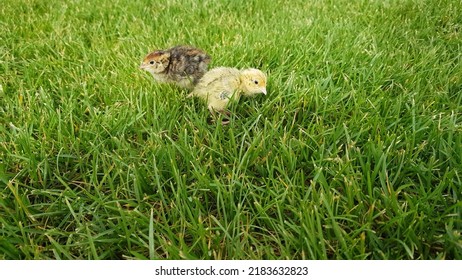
left=140, top=51, right=170, bottom=74
left=239, top=68, right=267, bottom=96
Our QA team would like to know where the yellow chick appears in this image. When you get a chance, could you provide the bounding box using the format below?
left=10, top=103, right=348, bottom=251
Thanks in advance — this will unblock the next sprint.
left=140, top=45, right=211, bottom=89
left=188, top=67, right=267, bottom=115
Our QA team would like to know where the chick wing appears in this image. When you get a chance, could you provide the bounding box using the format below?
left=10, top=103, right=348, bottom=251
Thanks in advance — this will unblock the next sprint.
left=188, top=67, right=241, bottom=112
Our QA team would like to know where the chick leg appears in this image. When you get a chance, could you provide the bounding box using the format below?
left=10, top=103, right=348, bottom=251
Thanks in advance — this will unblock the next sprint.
left=208, top=105, right=231, bottom=125
left=219, top=110, right=231, bottom=125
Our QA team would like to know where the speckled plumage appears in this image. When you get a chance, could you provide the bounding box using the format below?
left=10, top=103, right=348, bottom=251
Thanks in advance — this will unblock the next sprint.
left=140, top=45, right=211, bottom=89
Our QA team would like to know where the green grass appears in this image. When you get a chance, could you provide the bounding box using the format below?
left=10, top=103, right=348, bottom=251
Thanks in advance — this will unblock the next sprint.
left=1, top=0, right=461, bottom=259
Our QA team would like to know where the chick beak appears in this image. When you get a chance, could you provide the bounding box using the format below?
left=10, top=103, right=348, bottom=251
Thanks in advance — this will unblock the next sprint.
left=261, top=88, right=267, bottom=95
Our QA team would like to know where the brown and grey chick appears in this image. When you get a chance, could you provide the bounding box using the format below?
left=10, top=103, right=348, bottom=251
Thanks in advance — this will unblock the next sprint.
left=140, top=45, right=211, bottom=89
left=187, top=67, right=267, bottom=117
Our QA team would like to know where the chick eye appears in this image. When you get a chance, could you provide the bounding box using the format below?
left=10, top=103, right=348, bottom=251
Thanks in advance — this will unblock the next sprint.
left=254, top=80, right=259, bottom=85
left=149, top=61, right=155, bottom=65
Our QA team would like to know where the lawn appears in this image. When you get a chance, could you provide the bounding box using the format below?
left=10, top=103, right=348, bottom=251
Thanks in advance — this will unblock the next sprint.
left=0, top=0, right=461, bottom=259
